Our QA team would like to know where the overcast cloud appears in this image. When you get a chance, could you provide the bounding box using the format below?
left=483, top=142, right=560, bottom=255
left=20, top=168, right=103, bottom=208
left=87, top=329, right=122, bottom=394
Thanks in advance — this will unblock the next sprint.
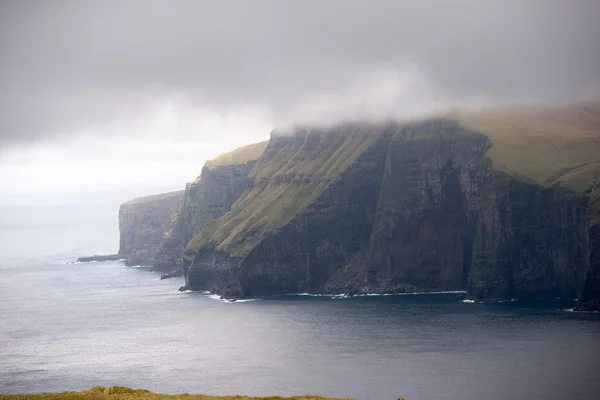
left=0, top=0, right=599, bottom=205
left=2, top=0, right=600, bottom=146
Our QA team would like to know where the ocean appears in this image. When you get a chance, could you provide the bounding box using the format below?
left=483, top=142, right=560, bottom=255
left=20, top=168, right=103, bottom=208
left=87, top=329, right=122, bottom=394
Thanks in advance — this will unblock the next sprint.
left=1, top=204, right=599, bottom=400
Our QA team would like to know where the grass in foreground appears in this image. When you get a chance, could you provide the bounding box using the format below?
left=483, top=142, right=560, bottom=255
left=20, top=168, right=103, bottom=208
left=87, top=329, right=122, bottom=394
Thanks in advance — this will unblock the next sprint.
left=0, top=387, right=358, bottom=400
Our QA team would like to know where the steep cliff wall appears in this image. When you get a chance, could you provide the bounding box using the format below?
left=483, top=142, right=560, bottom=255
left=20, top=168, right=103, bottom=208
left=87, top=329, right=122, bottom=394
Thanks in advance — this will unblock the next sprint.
left=153, top=142, right=267, bottom=271
left=118, top=191, right=183, bottom=267
left=576, top=190, right=600, bottom=311
left=183, top=104, right=600, bottom=302
left=183, top=124, right=385, bottom=296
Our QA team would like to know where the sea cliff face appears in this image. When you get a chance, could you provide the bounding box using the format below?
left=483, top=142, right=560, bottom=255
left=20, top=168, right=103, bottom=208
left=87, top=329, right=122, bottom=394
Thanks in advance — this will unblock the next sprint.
left=576, top=192, right=600, bottom=311
left=118, top=191, right=183, bottom=267
left=152, top=141, right=268, bottom=272
left=182, top=114, right=600, bottom=306
left=153, top=161, right=258, bottom=271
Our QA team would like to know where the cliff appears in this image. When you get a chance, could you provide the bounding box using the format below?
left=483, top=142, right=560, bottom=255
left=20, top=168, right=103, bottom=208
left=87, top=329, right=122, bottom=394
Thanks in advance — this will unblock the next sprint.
left=118, top=190, right=183, bottom=267
left=577, top=191, right=600, bottom=311
left=153, top=142, right=267, bottom=271
left=181, top=102, right=600, bottom=308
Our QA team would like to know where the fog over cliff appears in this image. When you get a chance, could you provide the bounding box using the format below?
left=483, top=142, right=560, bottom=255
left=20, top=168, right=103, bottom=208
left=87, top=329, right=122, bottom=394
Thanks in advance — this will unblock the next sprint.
left=1, top=0, right=599, bottom=204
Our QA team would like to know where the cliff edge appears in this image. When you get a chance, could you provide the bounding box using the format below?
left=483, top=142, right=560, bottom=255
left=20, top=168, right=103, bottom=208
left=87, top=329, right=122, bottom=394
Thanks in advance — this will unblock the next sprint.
left=179, top=101, right=600, bottom=309
left=118, top=190, right=183, bottom=268
left=153, top=142, right=268, bottom=272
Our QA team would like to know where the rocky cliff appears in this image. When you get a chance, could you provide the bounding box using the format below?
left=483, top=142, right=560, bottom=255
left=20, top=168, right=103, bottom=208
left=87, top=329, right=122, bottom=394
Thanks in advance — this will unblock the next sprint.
left=118, top=190, right=183, bottom=267
left=181, top=102, right=600, bottom=308
left=153, top=142, right=267, bottom=271
left=577, top=191, right=600, bottom=311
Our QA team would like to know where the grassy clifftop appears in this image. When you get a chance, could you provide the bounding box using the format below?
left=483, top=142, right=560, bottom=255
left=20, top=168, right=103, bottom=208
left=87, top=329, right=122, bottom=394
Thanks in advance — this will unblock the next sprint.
left=205, top=141, right=268, bottom=170
left=0, top=387, right=355, bottom=400
left=186, top=101, right=600, bottom=259
left=122, top=191, right=184, bottom=206
left=457, top=100, right=600, bottom=192
left=186, top=125, right=383, bottom=258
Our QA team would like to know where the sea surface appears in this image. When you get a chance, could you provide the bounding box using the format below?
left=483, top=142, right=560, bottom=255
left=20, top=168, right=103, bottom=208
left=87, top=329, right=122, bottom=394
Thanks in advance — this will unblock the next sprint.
left=1, top=204, right=600, bottom=400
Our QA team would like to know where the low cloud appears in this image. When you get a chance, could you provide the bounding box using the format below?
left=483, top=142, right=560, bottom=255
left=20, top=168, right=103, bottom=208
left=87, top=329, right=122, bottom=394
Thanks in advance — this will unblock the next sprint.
left=1, top=0, right=599, bottom=147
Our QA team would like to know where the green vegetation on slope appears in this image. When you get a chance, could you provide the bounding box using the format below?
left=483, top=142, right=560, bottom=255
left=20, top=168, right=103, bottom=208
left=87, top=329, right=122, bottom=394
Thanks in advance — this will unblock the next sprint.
left=122, top=191, right=184, bottom=206
left=205, top=141, right=268, bottom=170
left=186, top=102, right=600, bottom=259
left=186, top=126, right=381, bottom=258
left=0, top=387, right=355, bottom=400
left=456, top=100, right=600, bottom=191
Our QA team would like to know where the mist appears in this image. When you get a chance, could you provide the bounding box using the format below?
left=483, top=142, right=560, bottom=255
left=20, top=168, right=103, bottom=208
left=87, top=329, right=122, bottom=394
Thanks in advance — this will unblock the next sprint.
left=1, top=0, right=599, bottom=204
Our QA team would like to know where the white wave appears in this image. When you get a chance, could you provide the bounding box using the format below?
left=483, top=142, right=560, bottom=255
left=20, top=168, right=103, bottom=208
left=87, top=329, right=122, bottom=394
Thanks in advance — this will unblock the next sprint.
left=461, top=298, right=518, bottom=304
left=203, top=293, right=259, bottom=303
left=63, top=260, right=94, bottom=264
left=64, top=259, right=126, bottom=265
left=358, top=293, right=393, bottom=297
left=286, top=290, right=466, bottom=298
left=497, top=298, right=517, bottom=303
left=284, top=292, right=331, bottom=297
left=358, top=290, right=466, bottom=297
left=125, top=264, right=151, bottom=269
left=178, top=289, right=209, bottom=295
left=563, top=307, right=599, bottom=314
left=332, top=294, right=349, bottom=300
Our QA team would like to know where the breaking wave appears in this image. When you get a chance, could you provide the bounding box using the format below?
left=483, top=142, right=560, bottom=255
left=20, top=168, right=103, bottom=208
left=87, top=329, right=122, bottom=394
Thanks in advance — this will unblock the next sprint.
left=204, top=294, right=259, bottom=303
left=563, top=307, right=599, bottom=314
left=286, top=290, right=466, bottom=299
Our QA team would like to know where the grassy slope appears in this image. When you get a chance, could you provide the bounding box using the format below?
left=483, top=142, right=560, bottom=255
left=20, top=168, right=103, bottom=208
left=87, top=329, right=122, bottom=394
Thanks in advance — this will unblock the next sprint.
left=186, top=126, right=380, bottom=258
left=204, top=142, right=268, bottom=170
left=122, top=191, right=184, bottom=206
left=186, top=101, right=600, bottom=258
left=0, top=387, right=354, bottom=400
left=190, top=142, right=268, bottom=185
left=456, top=100, right=600, bottom=191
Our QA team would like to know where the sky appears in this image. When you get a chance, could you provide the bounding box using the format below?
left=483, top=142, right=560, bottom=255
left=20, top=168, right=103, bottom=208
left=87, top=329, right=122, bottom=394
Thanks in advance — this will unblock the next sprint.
left=1, top=0, right=599, bottom=206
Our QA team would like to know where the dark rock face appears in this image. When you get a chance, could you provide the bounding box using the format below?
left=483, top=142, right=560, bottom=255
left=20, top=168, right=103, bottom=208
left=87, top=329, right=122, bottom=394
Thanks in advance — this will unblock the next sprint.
left=469, top=180, right=588, bottom=301
left=577, top=224, right=600, bottom=311
left=333, top=122, right=489, bottom=295
left=184, top=120, right=593, bottom=301
left=186, top=123, right=397, bottom=297
left=154, top=161, right=257, bottom=272
left=118, top=191, right=183, bottom=268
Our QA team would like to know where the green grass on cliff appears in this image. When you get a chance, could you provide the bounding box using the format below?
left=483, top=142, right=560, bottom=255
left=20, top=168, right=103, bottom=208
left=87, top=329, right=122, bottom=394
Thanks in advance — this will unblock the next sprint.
left=0, top=387, right=356, bottom=400
left=205, top=141, right=268, bottom=170
left=186, top=127, right=381, bottom=258
left=186, top=101, right=600, bottom=259
left=456, top=100, right=600, bottom=192
left=122, top=191, right=184, bottom=206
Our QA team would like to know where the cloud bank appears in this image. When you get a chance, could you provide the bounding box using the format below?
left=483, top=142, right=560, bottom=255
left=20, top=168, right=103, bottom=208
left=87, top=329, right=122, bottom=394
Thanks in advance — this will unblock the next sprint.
left=1, top=0, right=599, bottom=147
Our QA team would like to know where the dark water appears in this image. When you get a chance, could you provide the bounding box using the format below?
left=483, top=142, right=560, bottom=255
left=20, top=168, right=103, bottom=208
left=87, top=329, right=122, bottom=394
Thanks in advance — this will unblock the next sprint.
left=1, top=205, right=599, bottom=400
